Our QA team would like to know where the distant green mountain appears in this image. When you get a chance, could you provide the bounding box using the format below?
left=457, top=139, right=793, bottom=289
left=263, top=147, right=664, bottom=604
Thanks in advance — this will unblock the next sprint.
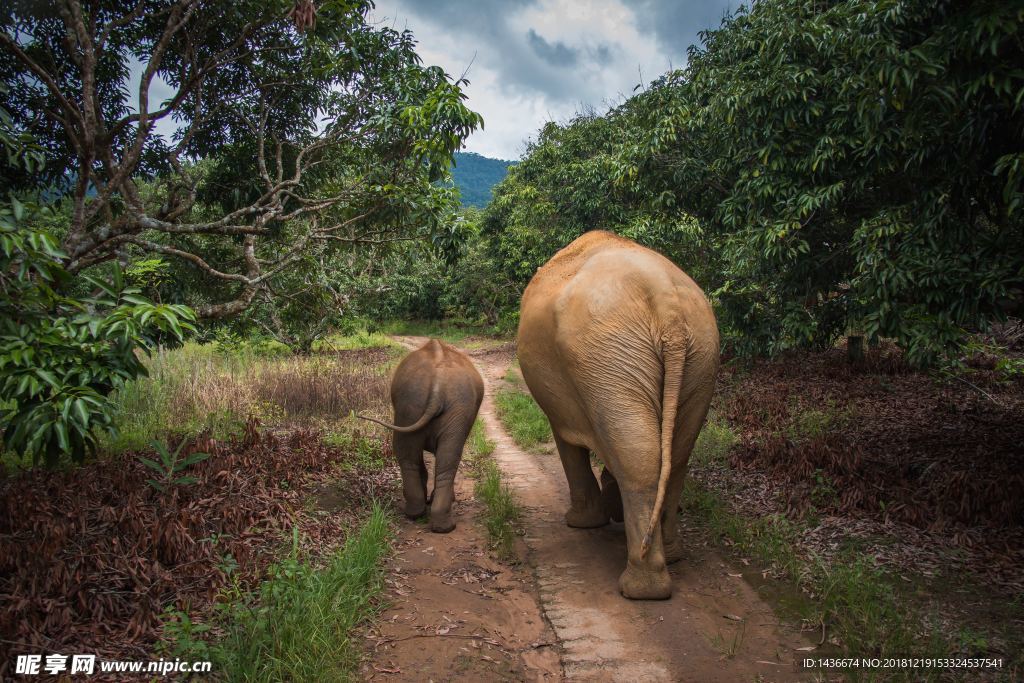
left=450, top=152, right=515, bottom=207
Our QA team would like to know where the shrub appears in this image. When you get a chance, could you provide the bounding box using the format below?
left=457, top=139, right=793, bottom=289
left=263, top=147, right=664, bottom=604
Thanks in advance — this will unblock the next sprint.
left=0, top=113, right=194, bottom=465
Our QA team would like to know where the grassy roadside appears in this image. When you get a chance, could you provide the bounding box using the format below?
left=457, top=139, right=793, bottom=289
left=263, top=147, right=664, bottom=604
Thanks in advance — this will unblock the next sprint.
left=494, top=389, right=551, bottom=451
left=118, top=331, right=402, bottom=680
left=464, top=419, right=521, bottom=561
left=379, top=318, right=512, bottom=345
left=683, top=417, right=975, bottom=682
left=99, top=331, right=401, bottom=454
left=493, top=361, right=552, bottom=451
left=166, top=505, right=394, bottom=682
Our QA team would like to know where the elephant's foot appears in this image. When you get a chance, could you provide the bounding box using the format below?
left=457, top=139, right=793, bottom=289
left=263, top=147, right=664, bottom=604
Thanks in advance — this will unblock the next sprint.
left=430, top=515, right=456, bottom=533
left=619, top=562, right=672, bottom=600
left=565, top=501, right=609, bottom=528
left=404, top=502, right=427, bottom=519
left=663, top=536, right=685, bottom=564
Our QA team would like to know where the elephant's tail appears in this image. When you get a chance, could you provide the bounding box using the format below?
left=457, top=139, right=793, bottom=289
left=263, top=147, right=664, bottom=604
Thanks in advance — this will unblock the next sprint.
left=356, top=376, right=442, bottom=434
left=641, top=334, right=686, bottom=558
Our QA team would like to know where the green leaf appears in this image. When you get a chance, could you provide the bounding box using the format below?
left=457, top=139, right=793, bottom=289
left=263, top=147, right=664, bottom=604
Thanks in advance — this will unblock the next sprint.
left=139, top=457, right=165, bottom=473
left=178, top=452, right=211, bottom=468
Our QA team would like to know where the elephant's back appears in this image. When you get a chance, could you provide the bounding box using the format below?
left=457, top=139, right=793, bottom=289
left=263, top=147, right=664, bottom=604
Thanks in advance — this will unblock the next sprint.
left=521, top=231, right=636, bottom=308
left=437, top=342, right=485, bottom=409
left=517, top=230, right=718, bottom=452
left=520, top=230, right=715, bottom=337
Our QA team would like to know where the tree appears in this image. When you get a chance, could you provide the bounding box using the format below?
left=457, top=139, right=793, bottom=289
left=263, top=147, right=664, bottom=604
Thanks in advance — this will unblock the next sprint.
left=482, top=110, right=710, bottom=301
left=0, top=103, right=194, bottom=464
left=618, top=0, right=1024, bottom=363
left=0, top=0, right=482, bottom=319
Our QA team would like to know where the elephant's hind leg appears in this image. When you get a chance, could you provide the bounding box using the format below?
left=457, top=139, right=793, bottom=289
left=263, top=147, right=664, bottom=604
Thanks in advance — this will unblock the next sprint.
left=554, top=434, right=608, bottom=528
left=660, top=464, right=688, bottom=564
left=618, top=485, right=672, bottom=599
left=428, top=431, right=467, bottom=534
left=394, top=432, right=428, bottom=519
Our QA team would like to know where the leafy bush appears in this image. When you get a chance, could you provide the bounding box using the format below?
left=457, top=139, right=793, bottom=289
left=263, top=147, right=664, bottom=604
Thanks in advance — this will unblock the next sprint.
left=0, top=112, right=195, bottom=465
left=620, top=0, right=1024, bottom=364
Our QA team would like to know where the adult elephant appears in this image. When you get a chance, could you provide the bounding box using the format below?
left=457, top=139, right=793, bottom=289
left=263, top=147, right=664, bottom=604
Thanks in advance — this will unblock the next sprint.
left=517, top=231, right=719, bottom=599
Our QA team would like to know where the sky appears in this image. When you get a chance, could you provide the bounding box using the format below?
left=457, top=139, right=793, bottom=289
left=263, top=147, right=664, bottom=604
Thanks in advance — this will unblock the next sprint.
left=368, top=0, right=735, bottom=160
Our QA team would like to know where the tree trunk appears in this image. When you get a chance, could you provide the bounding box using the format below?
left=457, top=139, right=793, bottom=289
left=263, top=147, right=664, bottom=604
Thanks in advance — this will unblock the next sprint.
left=847, top=334, right=865, bottom=365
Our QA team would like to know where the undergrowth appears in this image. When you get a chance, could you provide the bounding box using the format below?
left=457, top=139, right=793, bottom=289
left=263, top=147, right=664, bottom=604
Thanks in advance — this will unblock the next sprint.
left=494, top=388, right=551, bottom=451
left=688, top=412, right=737, bottom=468
left=684, top=419, right=951, bottom=681
left=465, top=420, right=520, bottom=561
left=103, top=334, right=396, bottom=453
left=378, top=318, right=514, bottom=342
left=166, top=505, right=393, bottom=682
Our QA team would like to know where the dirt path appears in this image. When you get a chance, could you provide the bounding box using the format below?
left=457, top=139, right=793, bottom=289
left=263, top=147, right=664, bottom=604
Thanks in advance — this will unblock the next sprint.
left=359, top=337, right=560, bottom=682
left=366, top=336, right=814, bottom=682
left=359, top=460, right=561, bottom=682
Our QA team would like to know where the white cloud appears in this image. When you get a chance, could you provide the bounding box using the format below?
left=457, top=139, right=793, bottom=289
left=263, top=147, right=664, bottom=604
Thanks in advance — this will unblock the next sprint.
left=370, top=0, right=729, bottom=160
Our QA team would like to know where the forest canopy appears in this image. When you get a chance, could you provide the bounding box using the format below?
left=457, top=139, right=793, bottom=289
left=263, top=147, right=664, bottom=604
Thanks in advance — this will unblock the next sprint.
left=0, top=0, right=482, bottom=461
left=484, top=0, right=1024, bottom=366
left=0, top=0, right=481, bottom=318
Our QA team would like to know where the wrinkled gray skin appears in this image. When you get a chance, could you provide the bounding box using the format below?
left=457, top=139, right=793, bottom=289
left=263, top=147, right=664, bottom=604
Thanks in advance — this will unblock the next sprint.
left=518, top=231, right=719, bottom=599
left=358, top=339, right=484, bottom=533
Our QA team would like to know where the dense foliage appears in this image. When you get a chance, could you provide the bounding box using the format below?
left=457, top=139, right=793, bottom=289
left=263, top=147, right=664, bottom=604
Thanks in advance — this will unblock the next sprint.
left=0, top=110, right=194, bottom=464
left=0, top=0, right=481, bottom=320
left=622, top=0, right=1024, bottom=363
left=482, top=0, right=1024, bottom=364
left=311, top=207, right=518, bottom=331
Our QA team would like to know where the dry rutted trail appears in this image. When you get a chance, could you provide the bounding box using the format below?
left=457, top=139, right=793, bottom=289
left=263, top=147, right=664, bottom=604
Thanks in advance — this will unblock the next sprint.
left=359, top=462, right=561, bottom=682
left=368, top=337, right=812, bottom=682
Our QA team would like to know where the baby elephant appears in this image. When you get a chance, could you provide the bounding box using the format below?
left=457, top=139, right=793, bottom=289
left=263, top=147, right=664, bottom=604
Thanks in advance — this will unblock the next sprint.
left=358, top=339, right=483, bottom=532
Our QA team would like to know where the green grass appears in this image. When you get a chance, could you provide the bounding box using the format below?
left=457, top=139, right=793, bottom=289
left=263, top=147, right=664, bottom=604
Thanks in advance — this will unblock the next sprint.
left=689, top=413, right=738, bottom=468
left=784, top=399, right=851, bottom=442
left=680, top=478, right=950, bottom=681
left=494, top=388, right=551, bottom=450
left=322, top=422, right=391, bottom=472
left=102, top=343, right=255, bottom=452
left=474, top=459, right=520, bottom=562
left=378, top=318, right=511, bottom=343
left=314, top=329, right=402, bottom=352
left=467, top=418, right=496, bottom=461
left=464, top=419, right=520, bottom=561
left=503, top=360, right=522, bottom=384
left=165, top=504, right=394, bottom=682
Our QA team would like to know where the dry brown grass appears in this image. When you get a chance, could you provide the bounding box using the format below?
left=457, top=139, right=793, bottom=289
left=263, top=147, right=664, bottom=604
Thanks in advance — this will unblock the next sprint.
left=108, top=344, right=397, bottom=451
left=250, top=352, right=392, bottom=421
